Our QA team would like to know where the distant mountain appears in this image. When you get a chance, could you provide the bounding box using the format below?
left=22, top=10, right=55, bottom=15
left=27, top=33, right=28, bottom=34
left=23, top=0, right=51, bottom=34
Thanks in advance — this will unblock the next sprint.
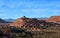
left=4, top=19, right=16, bottom=22
left=3, top=17, right=48, bottom=23
left=37, top=17, right=48, bottom=20
left=0, top=18, right=6, bottom=23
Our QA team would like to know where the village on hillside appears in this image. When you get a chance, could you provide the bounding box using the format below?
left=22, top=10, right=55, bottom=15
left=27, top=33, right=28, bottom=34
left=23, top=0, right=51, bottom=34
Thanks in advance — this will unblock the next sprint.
left=0, top=16, right=60, bottom=38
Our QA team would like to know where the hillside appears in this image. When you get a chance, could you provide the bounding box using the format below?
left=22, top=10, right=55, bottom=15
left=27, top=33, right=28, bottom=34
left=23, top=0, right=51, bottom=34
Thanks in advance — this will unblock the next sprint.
left=10, top=16, right=41, bottom=28
left=1, top=16, right=60, bottom=38
left=46, top=16, right=60, bottom=24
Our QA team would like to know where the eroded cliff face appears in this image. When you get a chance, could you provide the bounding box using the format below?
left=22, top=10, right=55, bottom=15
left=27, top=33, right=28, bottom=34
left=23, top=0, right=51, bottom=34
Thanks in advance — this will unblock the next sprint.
left=46, top=16, right=60, bottom=24
left=10, top=17, right=41, bottom=28
left=10, top=18, right=24, bottom=27
left=10, top=16, right=60, bottom=28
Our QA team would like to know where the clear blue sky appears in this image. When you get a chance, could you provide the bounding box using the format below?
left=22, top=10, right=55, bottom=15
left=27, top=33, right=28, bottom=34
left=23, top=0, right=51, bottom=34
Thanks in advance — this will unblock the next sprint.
left=0, top=0, right=60, bottom=19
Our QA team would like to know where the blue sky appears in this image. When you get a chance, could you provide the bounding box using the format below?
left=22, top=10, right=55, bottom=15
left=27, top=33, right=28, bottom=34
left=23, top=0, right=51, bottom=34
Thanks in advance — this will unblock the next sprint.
left=0, top=0, right=60, bottom=19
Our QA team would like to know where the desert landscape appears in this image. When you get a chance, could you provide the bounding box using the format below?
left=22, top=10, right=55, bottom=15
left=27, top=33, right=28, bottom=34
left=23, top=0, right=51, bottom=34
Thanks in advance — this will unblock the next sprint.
left=0, top=0, right=60, bottom=38
left=0, top=16, right=60, bottom=38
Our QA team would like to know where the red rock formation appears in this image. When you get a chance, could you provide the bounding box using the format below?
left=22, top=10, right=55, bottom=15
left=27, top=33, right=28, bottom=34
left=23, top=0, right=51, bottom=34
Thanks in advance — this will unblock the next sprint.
left=46, top=16, right=60, bottom=24
left=10, top=18, right=24, bottom=27
left=10, top=16, right=40, bottom=28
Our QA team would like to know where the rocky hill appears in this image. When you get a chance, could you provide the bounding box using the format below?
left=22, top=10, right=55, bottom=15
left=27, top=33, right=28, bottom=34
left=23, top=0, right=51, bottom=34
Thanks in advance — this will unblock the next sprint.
left=10, top=16, right=60, bottom=29
left=10, top=16, right=43, bottom=28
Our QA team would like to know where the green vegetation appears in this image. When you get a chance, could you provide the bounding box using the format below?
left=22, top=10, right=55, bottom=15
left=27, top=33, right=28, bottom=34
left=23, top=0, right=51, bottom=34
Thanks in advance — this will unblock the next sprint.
left=0, top=24, right=60, bottom=38
left=0, top=26, right=60, bottom=38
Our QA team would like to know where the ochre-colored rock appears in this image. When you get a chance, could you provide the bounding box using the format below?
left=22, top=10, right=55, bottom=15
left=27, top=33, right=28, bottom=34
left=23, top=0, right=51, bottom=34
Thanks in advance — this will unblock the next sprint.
left=46, top=16, right=60, bottom=24
left=10, top=16, right=60, bottom=28
left=10, top=18, right=24, bottom=27
left=10, top=16, right=40, bottom=28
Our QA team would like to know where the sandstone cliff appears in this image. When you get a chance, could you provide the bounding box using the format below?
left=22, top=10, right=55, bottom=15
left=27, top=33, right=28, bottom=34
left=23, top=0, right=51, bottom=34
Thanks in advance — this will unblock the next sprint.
left=46, top=16, right=60, bottom=24
left=10, top=16, right=41, bottom=28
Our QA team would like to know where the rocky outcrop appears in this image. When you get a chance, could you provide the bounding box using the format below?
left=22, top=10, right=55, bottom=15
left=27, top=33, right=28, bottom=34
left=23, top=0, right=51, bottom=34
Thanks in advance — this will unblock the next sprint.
left=46, top=16, right=60, bottom=24
left=10, top=16, right=41, bottom=28
left=10, top=16, right=60, bottom=31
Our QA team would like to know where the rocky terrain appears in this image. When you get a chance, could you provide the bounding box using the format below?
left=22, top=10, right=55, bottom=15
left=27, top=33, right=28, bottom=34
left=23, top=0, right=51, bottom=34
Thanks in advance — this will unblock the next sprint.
left=10, top=16, right=44, bottom=28
left=10, top=16, right=60, bottom=31
left=0, top=18, right=11, bottom=27
left=46, top=16, right=60, bottom=24
left=0, top=16, right=60, bottom=38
